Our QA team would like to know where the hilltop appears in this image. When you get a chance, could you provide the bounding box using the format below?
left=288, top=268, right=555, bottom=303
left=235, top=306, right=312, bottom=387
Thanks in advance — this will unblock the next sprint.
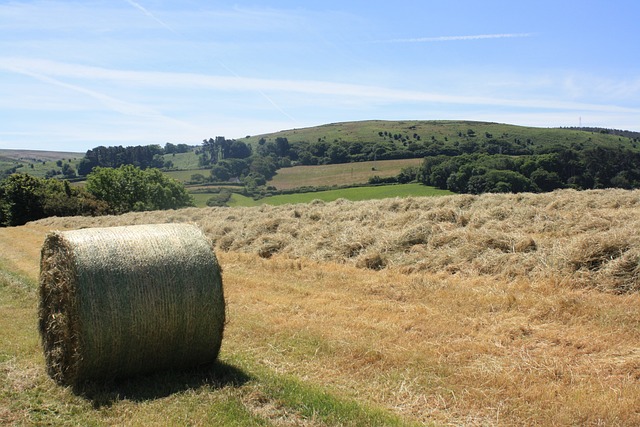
left=243, top=120, right=640, bottom=154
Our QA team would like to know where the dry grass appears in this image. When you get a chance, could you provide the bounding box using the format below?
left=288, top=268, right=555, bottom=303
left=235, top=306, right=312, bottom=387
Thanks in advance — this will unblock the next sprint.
left=5, top=188, right=640, bottom=425
left=34, top=188, right=640, bottom=293
left=219, top=253, right=640, bottom=425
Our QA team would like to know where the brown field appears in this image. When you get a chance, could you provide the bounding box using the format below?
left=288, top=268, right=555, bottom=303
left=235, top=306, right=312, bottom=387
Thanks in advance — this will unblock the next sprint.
left=268, top=158, right=423, bottom=190
left=3, top=188, right=640, bottom=425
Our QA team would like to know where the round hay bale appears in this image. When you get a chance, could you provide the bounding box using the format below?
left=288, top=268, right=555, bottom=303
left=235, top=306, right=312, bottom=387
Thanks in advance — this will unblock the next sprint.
left=38, top=223, right=225, bottom=386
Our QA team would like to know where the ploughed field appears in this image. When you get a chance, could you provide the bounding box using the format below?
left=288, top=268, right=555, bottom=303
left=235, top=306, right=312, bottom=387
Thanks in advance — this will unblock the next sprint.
left=2, top=188, right=640, bottom=425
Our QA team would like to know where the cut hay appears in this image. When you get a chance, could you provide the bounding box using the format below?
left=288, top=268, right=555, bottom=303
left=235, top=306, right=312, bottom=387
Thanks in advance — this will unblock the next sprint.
left=38, top=223, right=225, bottom=386
left=32, top=188, right=640, bottom=292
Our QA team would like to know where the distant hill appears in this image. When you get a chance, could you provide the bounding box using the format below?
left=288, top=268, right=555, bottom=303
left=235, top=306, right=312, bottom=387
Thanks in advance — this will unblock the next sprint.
left=242, top=120, right=640, bottom=153
left=0, top=149, right=83, bottom=180
left=565, top=127, right=640, bottom=139
left=0, top=149, right=83, bottom=162
left=3, top=121, right=638, bottom=170
left=3, top=120, right=640, bottom=190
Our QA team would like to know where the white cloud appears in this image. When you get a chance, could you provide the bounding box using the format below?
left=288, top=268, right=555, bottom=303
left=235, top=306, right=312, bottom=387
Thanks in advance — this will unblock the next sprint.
left=377, top=33, right=534, bottom=43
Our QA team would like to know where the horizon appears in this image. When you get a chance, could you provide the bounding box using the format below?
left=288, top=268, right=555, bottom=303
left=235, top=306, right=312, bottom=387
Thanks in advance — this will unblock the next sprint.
left=2, top=1, right=639, bottom=152
left=1, top=118, right=639, bottom=156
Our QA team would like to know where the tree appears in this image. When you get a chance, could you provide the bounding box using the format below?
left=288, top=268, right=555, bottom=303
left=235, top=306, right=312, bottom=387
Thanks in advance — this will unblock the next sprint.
left=190, top=173, right=206, bottom=183
left=530, top=168, right=563, bottom=192
left=0, top=174, right=45, bottom=225
left=86, top=165, right=193, bottom=214
left=210, top=164, right=231, bottom=182
left=327, top=144, right=349, bottom=163
left=61, top=163, right=76, bottom=178
left=275, top=137, right=290, bottom=157
left=229, top=140, right=252, bottom=159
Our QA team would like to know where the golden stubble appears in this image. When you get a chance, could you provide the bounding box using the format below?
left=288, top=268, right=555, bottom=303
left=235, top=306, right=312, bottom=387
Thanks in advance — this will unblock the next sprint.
left=219, top=252, right=640, bottom=426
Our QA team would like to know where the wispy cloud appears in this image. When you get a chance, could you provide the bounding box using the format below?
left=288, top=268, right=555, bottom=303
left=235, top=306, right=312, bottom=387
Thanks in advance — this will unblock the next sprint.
left=123, top=0, right=179, bottom=34
left=2, top=58, right=637, bottom=116
left=3, top=60, right=198, bottom=131
left=378, top=33, right=534, bottom=43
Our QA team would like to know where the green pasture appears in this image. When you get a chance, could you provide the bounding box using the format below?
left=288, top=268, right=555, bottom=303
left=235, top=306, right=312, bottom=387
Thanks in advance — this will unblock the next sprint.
left=219, top=184, right=452, bottom=208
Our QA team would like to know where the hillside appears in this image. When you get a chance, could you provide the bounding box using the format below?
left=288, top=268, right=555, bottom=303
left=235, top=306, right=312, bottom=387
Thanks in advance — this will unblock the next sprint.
left=3, top=120, right=640, bottom=210
left=0, top=149, right=83, bottom=162
left=3, top=189, right=640, bottom=425
left=243, top=120, right=640, bottom=153
left=0, top=149, right=83, bottom=179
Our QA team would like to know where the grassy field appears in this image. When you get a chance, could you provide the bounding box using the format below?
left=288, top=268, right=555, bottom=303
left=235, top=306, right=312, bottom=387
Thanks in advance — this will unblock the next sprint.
left=269, top=158, right=423, bottom=190
left=4, top=189, right=640, bottom=425
left=187, top=184, right=452, bottom=208
left=227, top=184, right=452, bottom=207
left=165, top=168, right=211, bottom=183
left=162, top=151, right=202, bottom=170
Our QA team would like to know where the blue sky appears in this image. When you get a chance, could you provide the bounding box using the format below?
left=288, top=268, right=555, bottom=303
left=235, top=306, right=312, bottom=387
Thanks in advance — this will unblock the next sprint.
left=1, top=0, right=639, bottom=152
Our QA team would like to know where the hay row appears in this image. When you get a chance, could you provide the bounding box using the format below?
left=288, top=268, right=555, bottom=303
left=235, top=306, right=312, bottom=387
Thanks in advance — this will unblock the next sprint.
left=34, top=189, right=640, bottom=293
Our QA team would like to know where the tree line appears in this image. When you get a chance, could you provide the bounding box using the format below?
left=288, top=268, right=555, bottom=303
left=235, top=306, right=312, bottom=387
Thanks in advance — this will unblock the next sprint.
left=417, top=147, right=640, bottom=194
left=77, top=143, right=192, bottom=176
left=0, top=165, right=192, bottom=226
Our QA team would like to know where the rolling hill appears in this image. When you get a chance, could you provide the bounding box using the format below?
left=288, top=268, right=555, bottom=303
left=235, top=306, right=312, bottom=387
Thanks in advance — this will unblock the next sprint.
left=242, top=120, right=640, bottom=153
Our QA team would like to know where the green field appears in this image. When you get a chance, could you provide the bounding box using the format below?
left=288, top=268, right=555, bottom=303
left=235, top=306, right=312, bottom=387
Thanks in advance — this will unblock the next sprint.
left=222, top=184, right=452, bottom=207
left=165, top=168, right=210, bottom=182
left=163, top=151, right=202, bottom=170
left=0, top=150, right=84, bottom=179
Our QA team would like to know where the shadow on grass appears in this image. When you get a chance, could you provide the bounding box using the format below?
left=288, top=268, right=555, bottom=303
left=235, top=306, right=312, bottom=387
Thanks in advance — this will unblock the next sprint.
left=74, top=360, right=251, bottom=409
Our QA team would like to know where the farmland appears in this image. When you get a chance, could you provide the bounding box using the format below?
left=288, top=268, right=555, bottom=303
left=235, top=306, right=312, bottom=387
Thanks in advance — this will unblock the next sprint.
left=2, top=188, right=640, bottom=425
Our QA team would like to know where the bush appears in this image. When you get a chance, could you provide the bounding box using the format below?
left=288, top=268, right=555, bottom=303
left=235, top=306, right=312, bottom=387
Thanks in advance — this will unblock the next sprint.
left=0, top=174, right=109, bottom=226
left=206, top=189, right=232, bottom=207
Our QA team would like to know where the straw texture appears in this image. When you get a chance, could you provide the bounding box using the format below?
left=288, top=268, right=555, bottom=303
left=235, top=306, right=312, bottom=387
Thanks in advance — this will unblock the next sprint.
left=38, top=223, right=225, bottom=385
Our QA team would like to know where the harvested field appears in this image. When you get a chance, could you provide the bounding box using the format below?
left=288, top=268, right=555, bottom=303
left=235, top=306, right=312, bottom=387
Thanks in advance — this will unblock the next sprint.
left=35, top=188, right=640, bottom=293
left=3, top=188, right=640, bottom=425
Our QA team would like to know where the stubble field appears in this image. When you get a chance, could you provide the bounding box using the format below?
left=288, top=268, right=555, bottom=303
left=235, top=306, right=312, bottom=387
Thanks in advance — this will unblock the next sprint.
left=2, top=188, right=640, bottom=425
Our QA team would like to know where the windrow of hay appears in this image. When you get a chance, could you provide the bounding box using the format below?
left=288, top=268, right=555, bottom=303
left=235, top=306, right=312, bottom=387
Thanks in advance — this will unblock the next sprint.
left=38, top=223, right=225, bottom=385
left=33, top=188, right=640, bottom=292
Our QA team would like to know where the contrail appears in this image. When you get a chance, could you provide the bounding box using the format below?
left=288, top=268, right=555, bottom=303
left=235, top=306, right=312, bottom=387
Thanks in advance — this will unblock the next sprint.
left=214, top=60, right=297, bottom=122
left=123, top=0, right=179, bottom=35
left=123, top=0, right=295, bottom=122
left=6, top=63, right=197, bottom=130
left=378, top=33, right=534, bottom=43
